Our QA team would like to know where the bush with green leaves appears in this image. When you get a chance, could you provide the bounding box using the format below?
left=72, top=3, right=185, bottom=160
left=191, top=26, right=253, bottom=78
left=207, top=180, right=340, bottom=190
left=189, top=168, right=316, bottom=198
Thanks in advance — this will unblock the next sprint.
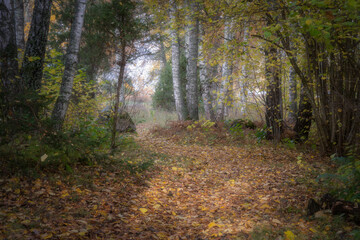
left=0, top=121, right=110, bottom=177
left=319, top=154, right=360, bottom=202
left=255, top=126, right=267, bottom=143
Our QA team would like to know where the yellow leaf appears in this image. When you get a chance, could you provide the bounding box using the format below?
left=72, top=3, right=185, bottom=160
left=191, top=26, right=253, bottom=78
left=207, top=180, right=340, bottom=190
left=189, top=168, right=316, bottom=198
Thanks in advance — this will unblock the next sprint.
left=284, top=230, right=296, bottom=240
left=172, top=167, right=178, bottom=171
left=139, top=208, right=148, bottom=214
left=14, top=189, right=20, bottom=194
left=260, top=204, right=271, bottom=209
left=60, top=190, right=69, bottom=198
left=208, top=222, right=218, bottom=229
left=305, top=19, right=312, bottom=25
left=41, top=233, right=53, bottom=239
left=153, top=204, right=161, bottom=209
left=309, top=228, right=317, bottom=233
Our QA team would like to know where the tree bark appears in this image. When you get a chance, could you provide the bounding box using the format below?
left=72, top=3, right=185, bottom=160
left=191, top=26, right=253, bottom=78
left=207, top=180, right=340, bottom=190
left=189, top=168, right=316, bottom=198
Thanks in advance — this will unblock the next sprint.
left=0, top=0, right=19, bottom=102
left=21, top=0, right=52, bottom=91
left=14, top=0, right=25, bottom=58
left=111, top=42, right=126, bottom=149
left=199, top=24, right=215, bottom=121
left=185, top=0, right=199, bottom=120
left=159, top=35, right=167, bottom=68
left=51, top=0, right=87, bottom=131
left=217, top=19, right=233, bottom=121
left=240, top=25, right=249, bottom=116
left=170, top=0, right=187, bottom=120
left=265, top=46, right=283, bottom=142
left=294, top=86, right=312, bottom=142
left=288, top=64, right=297, bottom=123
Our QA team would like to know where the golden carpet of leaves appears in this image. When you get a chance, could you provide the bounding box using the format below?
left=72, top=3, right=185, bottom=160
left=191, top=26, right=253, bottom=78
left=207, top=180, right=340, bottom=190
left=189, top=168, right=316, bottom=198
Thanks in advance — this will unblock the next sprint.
left=0, top=123, right=331, bottom=239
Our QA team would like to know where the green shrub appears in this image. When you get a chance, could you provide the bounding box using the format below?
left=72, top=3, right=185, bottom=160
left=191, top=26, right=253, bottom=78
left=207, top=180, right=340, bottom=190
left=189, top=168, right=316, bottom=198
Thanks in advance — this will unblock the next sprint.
left=319, top=154, right=360, bottom=202
left=255, top=126, right=267, bottom=143
left=0, top=121, right=110, bottom=177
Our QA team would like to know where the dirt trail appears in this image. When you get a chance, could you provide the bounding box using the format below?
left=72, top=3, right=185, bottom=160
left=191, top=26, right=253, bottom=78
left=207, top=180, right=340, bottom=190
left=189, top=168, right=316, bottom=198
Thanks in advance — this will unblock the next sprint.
left=118, top=124, right=317, bottom=239
left=0, top=124, right=320, bottom=239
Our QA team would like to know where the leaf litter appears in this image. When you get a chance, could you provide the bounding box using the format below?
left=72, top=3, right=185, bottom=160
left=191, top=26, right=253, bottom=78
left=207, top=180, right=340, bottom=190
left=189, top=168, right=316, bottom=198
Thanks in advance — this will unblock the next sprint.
left=0, top=123, right=352, bottom=239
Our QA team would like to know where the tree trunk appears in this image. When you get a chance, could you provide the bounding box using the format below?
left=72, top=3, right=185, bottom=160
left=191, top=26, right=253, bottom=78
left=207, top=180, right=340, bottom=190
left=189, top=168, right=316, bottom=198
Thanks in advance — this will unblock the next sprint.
left=170, top=0, right=187, bottom=120
left=294, top=86, right=312, bottom=142
left=288, top=64, right=297, bottom=123
left=0, top=0, right=19, bottom=109
left=240, top=25, right=249, bottom=116
left=265, top=46, right=283, bottom=142
left=51, top=0, right=87, bottom=131
left=21, top=0, right=52, bottom=91
left=185, top=0, right=199, bottom=120
left=199, top=24, right=215, bottom=121
left=111, top=42, right=126, bottom=149
left=217, top=19, right=233, bottom=121
left=14, top=0, right=25, bottom=58
left=159, top=35, right=167, bottom=68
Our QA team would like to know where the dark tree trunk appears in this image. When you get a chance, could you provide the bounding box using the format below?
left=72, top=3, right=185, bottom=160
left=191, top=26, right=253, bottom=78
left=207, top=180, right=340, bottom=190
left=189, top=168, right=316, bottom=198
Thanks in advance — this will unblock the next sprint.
left=21, top=0, right=52, bottom=91
left=0, top=0, right=19, bottom=100
left=14, top=0, right=25, bottom=57
left=294, top=86, right=312, bottom=142
left=111, top=42, right=126, bottom=149
left=265, top=46, right=283, bottom=142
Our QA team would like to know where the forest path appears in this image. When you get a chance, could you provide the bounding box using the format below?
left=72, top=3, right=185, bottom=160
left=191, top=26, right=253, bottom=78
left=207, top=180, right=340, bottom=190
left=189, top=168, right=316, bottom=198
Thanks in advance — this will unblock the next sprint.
left=119, top=124, right=318, bottom=239
left=0, top=124, right=321, bottom=239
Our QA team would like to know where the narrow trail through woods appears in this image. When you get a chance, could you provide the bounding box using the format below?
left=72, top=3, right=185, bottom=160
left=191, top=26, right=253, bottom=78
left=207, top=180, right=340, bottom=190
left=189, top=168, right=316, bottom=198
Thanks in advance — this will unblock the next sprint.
left=118, top=124, right=317, bottom=239
left=0, top=124, right=322, bottom=239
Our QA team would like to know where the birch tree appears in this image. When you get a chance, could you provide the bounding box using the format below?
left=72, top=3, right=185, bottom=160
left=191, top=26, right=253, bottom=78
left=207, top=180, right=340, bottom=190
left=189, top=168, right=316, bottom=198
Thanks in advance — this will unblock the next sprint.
left=51, top=0, right=87, bottom=131
left=288, top=65, right=297, bottom=123
left=217, top=19, right=233, bottom=121
left=170, top=0, right=187, bottom=120
left=199, top=24, right=215, bottom=121
left=185, top=0, right=199, bottom=120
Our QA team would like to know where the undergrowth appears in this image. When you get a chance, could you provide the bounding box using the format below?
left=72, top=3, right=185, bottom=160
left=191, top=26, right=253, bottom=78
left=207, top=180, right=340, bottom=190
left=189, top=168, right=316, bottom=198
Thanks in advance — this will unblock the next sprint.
left=0, top=122, right=110, bottom=177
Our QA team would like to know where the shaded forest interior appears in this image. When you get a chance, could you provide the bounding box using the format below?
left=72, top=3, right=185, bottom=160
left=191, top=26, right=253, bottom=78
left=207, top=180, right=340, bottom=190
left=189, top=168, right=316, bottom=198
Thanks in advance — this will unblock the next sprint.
left=0, top=0, right=359, bottom=239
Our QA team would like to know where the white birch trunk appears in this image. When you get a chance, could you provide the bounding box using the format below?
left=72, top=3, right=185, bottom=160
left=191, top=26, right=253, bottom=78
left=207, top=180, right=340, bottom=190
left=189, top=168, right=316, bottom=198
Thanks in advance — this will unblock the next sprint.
left=288, top=65, right=297, bottom=123
left=51, top=0, right=87, bottom=130
left=170, top=0, right=187, bottom=120
left=240, top=26, right=249, bottom=116
left=199, top=24, right=215, bottom=121
left=185, top=0, right=199, bottom=120
left=217, top=19, right=233, bottom=121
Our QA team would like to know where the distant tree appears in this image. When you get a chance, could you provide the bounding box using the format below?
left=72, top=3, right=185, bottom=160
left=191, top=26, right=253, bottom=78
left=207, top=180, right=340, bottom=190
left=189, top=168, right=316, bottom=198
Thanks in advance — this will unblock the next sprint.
left=152, top=62, right=175, bottom=111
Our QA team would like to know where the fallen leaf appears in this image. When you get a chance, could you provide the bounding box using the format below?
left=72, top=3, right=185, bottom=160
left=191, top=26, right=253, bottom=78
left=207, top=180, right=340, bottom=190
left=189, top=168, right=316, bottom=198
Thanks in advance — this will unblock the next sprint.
left=208, top=222, right=218, bottom=229
left=139, top=208, right=148, bottom=214
left=272, top=219, right=282, bottom=224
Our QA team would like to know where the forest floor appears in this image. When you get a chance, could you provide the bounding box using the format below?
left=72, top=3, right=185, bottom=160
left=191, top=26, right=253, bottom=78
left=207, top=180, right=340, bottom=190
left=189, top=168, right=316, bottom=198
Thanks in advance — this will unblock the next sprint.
left=0, top=122, right=356, bottom=239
